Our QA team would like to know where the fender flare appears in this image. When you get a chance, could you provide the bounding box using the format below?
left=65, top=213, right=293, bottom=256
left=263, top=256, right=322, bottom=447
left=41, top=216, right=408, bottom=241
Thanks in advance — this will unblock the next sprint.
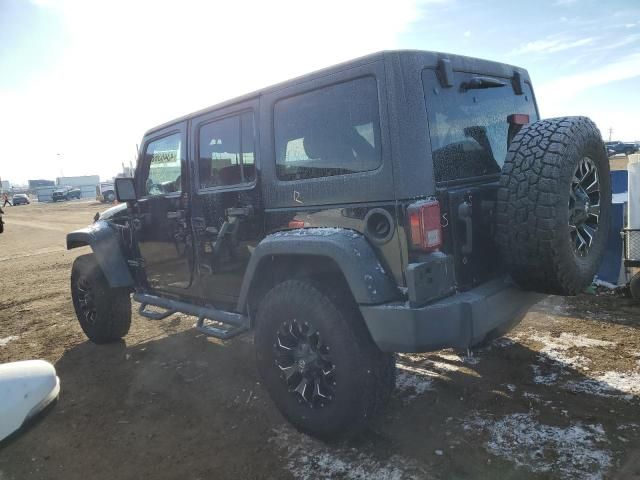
left=236, top=228, right=398, bottom=312
left=66, top=221, right=134, bottom=288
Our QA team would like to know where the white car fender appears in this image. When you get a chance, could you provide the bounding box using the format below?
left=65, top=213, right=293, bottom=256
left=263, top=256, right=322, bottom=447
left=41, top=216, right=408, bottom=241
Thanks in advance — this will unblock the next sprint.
left=0, top=360, right=60, bottom=441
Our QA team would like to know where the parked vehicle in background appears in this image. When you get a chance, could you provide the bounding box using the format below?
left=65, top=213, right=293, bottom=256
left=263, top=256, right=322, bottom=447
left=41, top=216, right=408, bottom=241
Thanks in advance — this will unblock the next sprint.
left=12, top=194, right=30, bottom=205
left=96, top=182, right=116, bottom=203
left=66, top=50, right=611, bottom=439
left=52, top=187, right=81, bottom=202
left=605, top=141, right=639, bottom=156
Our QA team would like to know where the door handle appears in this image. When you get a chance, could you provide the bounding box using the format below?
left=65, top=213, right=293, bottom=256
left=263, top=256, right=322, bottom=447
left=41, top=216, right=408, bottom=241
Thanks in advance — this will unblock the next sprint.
left=167, top=210, right=185, bottom=220
left=227, top=206, right=253, bottom=217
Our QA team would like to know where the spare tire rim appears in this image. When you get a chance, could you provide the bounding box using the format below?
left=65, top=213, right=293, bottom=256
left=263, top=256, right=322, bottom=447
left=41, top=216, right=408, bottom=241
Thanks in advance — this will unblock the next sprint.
left=569, top=156, right=600, bottom=256
left=76, top=279, right=97, bottom=325
left=274, top=318, right=336, bottom=408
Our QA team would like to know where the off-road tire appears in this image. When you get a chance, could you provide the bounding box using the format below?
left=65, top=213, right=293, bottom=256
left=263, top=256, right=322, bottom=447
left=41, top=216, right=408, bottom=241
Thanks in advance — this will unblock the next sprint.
left=497, top=116, right=611, bottom=295
left=71, top=254, right=131, bottom=343
left=254, top=279, right=394, bottom=440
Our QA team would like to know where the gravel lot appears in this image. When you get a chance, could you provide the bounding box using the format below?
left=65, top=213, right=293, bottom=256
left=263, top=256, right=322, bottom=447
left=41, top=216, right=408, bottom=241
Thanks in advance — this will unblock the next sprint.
left=1, top=200, right=640, bottom=479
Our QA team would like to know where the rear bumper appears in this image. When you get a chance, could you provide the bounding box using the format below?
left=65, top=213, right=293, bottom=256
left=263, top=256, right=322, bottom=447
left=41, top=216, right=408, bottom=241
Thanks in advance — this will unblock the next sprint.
left=359, top=276, right=543, bottom=352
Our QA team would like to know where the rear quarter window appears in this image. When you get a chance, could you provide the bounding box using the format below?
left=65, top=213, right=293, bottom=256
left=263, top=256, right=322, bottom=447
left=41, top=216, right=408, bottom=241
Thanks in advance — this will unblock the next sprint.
left=422, top=69, right=538, bottom=183
left=274, top=76, right=382, bottom=181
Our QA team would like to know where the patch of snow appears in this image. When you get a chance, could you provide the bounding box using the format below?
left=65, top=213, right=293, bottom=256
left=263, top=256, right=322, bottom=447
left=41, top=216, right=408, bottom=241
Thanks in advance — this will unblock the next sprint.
left=395, top=364, right=436, bottom=401
left=436, top=352, right=462, bottom=362
left=521, top=391, right=553, bottom=406
left=565, top=371, right=640, bottom=400
left=522, top=392, right=542, bottom=401
left=531, top=364, right=561, bottom=385
left=528, top=333, right=615, bottom=384
left=481, top=337, right=515, bottom=351
left=593, top=278, right=619, bottom=289
left=462, top=353, right=480, bottom=365
left=269, top=425, right=427, bottom=480
left=504, top=384, right=517, bottom=392
left=0, top=335, right=18, bottom=347
left=464, top=412, right=611, bottom=480
left=269, top=227, right=353, bottom=238
left=617, top=423, right=639, bottom=431
left=398, top=352, right=468, bottom=373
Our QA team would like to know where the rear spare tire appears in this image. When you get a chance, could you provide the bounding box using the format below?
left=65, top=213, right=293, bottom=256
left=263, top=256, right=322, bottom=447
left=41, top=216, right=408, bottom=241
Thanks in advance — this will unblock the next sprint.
left=496, top=116, right=611, bottom=295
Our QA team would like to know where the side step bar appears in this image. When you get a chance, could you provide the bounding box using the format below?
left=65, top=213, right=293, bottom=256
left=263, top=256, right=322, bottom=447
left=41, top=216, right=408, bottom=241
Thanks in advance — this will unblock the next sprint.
left=133, top=293, right=249, bottom=340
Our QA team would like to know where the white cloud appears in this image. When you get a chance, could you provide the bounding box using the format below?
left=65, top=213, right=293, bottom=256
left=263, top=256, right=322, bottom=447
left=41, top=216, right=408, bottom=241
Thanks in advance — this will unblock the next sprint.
left=511, top=36, right=594, bottom=56
left=464, top=30, right=471, bottom=38
left=1, top=0, right=427, bottom=184
left=536, top=52, right=640, bottom=140
left=537, top=52, right=640, bottom=101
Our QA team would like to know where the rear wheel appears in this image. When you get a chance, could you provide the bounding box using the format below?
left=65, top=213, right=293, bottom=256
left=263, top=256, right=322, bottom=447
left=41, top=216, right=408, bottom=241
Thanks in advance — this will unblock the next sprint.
left=254, top=279, right=394, bottom=440
left=497, top=117, right=611, bottom=295
left=71, top=254, right=131, bottom=343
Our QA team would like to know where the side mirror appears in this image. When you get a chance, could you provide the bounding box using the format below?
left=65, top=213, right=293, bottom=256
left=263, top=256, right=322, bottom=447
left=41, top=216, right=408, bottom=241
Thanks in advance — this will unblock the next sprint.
left=115, top=177, right=137, bottom=202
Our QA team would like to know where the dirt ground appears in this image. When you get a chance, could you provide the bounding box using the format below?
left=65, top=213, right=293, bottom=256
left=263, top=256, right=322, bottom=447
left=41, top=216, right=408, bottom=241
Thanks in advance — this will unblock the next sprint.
left=1, top=200, right=640, bottom=479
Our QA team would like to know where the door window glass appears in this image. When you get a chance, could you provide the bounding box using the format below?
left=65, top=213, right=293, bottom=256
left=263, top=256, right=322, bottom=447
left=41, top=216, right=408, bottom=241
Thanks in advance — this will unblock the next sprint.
left=198, top=111, right=255, bottom=188
left=274, top=77, right=382, bottom=181
left=143, top=132, right=182, bottom=196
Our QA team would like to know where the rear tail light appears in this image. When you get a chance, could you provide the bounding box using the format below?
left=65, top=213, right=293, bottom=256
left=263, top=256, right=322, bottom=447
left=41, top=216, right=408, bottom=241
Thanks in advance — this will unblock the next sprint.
left=288, top=220, right=307, bottom=228
left=407, top=200, right=442, bottom=252
left=508, top=113, right=530, bottom=125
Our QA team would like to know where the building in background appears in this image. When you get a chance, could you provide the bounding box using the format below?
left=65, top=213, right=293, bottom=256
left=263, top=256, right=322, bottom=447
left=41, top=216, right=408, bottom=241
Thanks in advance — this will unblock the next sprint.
left=28, top=179, right=55, bottom=189
left=1, top=180, right=10, bottom=193
left=28, top=179, right=56, bottom=202
left=56, top=175, right=100, bottom=200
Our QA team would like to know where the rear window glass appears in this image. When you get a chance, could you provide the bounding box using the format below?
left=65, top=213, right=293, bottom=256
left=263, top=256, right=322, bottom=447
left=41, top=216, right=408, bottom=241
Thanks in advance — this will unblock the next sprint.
left=274, top=77, right=382, bottom=181
left=422, top=69, right=537, bottom=183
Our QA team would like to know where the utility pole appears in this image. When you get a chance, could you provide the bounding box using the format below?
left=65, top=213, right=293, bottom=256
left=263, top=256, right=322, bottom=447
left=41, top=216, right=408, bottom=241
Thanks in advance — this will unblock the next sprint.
left=608, top=127, right=613, bottom=142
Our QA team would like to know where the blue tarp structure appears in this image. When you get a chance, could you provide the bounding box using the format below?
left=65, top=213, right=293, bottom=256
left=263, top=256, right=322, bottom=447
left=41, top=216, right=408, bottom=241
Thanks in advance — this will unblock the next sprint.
left=597, top=202, right=625, bottom=285
left=596, top=170, right=628, bottom=286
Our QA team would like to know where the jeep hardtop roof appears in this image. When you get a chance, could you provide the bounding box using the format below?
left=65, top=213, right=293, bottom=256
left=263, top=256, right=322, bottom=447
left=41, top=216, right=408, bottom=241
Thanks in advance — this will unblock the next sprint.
left=144, top=49, right=532, bottom=137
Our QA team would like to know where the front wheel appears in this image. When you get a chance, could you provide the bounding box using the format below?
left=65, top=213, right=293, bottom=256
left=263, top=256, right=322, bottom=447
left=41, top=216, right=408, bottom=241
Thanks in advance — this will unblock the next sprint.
left=254, top=280, right=394, bottom=440
left=71, top=254, right=131, bottom=343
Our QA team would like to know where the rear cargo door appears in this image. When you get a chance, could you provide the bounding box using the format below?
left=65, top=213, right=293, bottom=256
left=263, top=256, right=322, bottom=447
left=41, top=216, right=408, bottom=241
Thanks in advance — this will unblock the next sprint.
left=422, top=68, right=538, bottom=289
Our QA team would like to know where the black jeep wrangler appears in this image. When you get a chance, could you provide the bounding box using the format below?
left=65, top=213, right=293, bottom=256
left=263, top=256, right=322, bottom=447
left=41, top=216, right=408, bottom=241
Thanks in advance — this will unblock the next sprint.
left=67, top=50, right=610, bottom=439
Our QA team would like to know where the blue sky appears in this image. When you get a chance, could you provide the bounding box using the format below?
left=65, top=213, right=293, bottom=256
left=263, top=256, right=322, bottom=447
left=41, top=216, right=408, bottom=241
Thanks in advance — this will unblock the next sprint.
left=1, top=0, right=639, bottom=184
